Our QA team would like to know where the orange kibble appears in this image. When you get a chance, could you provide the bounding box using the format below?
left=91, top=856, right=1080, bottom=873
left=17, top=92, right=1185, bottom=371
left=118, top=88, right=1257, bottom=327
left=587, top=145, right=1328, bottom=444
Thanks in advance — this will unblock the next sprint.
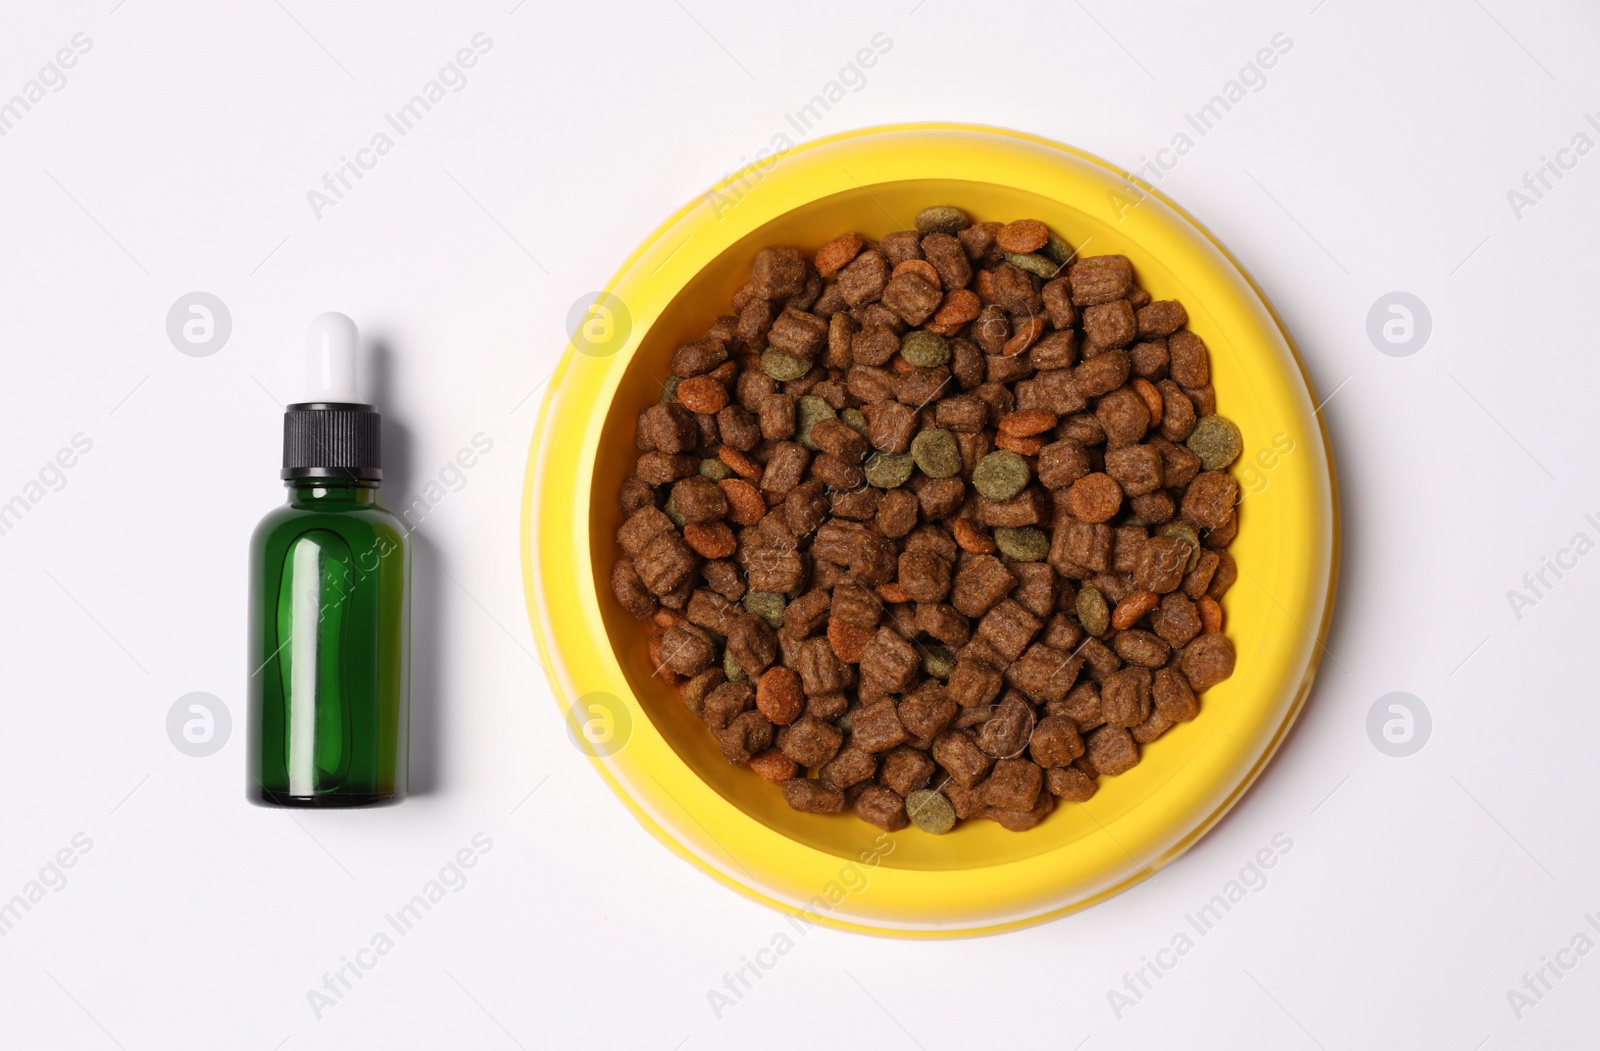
left=996, top=218, right=1049, bottom=254
left=718, top=446, right=762, bottom=481
left=1002, top=315, right=1046, bottom=357
left=708, top=358, right=740, bottom=384
left=1198, top=596, right=1224, bottom=634
left=755, top=666, right=804, bottom=725
left=953, top=517, right=996, bottom=554
left=1112, top=590, right=1160, bottom=631
left=933, top=288, right=982, bottom=327
left=647, top=632, right=682, bottom=684
left=651, top=608, right=682, bottom=628
left=892, top=259, right=942, bottom=290
left=890, top=355, right=916, bottom=374
left=675, top=375, right=729, bottom=415
left=1133, top=377, right=1163, bottom=425
left=876, top=582, right=910, bottom=604
left=683, top=521, right=737, bottom=559
left=994, top=432, right=1044, bottom=455
left=749, top=749, right=800, bottom=782
left=827, top=618, right=875, bottom=663
left=974, top=268, right=996, bottom=305
left=1066, top=472, right=1123, bottom=523
left=923, top=321, right=964, bottom=337
left=998, top=408, right=1058, bottom=437
left=718, top=477, right=765, bottom=524
left=815, top=233, right=865, bottom=277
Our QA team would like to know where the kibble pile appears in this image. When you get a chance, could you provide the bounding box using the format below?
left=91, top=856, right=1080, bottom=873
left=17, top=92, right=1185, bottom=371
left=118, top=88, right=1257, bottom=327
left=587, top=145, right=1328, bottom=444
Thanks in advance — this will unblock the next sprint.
left=610, top=206, right=1240, bottom=834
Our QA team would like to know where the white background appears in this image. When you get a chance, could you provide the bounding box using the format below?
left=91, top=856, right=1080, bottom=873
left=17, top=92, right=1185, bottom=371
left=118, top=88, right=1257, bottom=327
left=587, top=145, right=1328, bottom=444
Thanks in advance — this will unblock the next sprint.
left=1, top=0, right=1596, bottom=1047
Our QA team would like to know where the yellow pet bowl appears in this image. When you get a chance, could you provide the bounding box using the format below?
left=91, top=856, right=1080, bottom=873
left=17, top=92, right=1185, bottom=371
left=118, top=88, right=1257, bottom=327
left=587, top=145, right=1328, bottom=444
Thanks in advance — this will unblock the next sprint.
left=522, top=124, right=1337, bottom=937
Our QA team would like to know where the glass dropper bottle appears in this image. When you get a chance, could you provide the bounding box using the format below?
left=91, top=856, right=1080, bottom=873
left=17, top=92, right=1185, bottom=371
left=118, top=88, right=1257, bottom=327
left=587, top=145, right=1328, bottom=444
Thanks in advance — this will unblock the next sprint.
left=246, top=312, right=410, bottom=807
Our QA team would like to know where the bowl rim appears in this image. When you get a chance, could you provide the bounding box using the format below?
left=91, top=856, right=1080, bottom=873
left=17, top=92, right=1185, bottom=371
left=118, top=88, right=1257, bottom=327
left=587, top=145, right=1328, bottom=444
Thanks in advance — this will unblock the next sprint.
left=522, top=121, right=1340, bottom=937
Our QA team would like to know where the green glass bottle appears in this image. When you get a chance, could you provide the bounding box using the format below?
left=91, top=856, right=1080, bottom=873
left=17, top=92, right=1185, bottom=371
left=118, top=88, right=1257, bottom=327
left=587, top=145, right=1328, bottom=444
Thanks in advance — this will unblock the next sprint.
left=247, top=313, right=409, bottom=807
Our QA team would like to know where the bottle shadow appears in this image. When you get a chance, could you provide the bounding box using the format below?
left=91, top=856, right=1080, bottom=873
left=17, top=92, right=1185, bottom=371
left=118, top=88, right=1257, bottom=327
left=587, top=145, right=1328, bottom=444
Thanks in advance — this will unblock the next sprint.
left=367, top=337, right=445, bottom=796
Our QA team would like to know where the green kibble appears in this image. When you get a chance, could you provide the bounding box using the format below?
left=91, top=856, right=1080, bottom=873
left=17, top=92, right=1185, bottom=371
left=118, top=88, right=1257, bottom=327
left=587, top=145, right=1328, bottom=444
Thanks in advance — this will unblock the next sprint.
left=910, top=428, right=962, bottom=479
left=1158, top=521, right=1202, bottom=572
left=1186, top=415, right=1244, bottom=470
left=905, top=789, right=957, bottom=834
left=761, top=347, right=812, bottom=381
left=972, top=450, right=1031, bottom=501
left=914, top=205, right=969, bottom=235
left=699, top=458, right=733, bottom=481
left=663, top=496, right=686, bottom=527
left=921, top=644, right=956, bottom=680
left=1004, top=250, right=1060, bottom=280
left=837, top=704, right=859, bottom=732
left=841, top=407, right=869, bottom=435
left=743, top=590, right=786, bottom=629
left=796, top=395, right=837, bottom=450
left=864, top=451, right=916, bottom=489
left=900, top=330, right=951, bottom=369
left=723, top=648, right=746, bottom=682
left=994, top=526, right=1049, bottom=562
left=1077, top=585, right=1110, bottom=636
left=1044, top=230, right=1075, bottom=265
left=659, top=376, right=681, bottom=403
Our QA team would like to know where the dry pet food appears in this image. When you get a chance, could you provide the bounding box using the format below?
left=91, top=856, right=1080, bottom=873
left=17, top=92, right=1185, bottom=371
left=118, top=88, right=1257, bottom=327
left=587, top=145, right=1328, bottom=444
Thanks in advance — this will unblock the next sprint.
left=611, top=207, right=1241, bottom=834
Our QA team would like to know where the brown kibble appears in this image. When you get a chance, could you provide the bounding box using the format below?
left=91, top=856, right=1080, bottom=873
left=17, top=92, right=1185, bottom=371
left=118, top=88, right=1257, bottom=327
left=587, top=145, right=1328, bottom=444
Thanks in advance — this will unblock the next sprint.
left=1068, top=255, right=1133, bottom=306
left=853, top=784, right=909, bottom=831
left=1085, top=725, right=1140, bottom=775
left=1047, top=765, right=1098, bottom=801
left=782, top=777, right=845, bottom=813
left=1112, top=589, right=1159, bottom=631
left=610, top=559, right=656, bottom=618
left=777, top=715, right=844, bottom=767
left=892, top=258, right=942, bottom=290
left=983, top=757, right=1044, bottom=810
left=1168, top=330, right=1210, bottom=388
left=820, top=747, right=877, bottom=791
left=1153, top=667, right=1200, bottom=723
left=997, top=219, right=1050, bottom=253
left=1137, top=300, right=1189, bottom=338
left=852, top=700, right=910, bottom=753
left=675, top=374, right=729, bottom=415
left=1180, top=632, right=1236, bottom=690
left=1181, top=471, right=1239, bottom=530
left=1066, top=473, right=1123, bottom=523
left=1082, top=300, right=1137, bottom=349
left=1028, top=714, right=1085, bottom=768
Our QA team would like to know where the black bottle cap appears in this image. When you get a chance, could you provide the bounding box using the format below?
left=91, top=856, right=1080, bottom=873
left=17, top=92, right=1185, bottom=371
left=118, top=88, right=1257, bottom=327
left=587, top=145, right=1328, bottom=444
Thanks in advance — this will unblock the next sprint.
left=281, top=402, right=382, bottom=481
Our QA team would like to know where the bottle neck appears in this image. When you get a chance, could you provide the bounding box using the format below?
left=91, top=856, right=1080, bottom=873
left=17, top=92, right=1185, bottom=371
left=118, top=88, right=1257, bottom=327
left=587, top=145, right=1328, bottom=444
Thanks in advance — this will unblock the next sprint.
left=286, top=479, right=380, bottom=505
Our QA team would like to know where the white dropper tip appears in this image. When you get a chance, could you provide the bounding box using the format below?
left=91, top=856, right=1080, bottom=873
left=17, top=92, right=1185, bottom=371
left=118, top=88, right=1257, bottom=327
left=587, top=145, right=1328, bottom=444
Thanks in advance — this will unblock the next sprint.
left=305, top=311, right=359, bottom=403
